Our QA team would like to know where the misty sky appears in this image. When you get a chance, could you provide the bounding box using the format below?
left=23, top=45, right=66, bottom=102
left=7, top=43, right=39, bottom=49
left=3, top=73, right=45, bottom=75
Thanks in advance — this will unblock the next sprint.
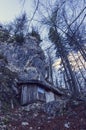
left=0, top=0, right=33, bottom=23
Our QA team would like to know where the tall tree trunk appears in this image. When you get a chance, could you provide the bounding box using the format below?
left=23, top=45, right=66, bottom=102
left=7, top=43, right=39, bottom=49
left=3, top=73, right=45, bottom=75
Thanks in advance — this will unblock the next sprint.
left=53, top=28, right=79, bottom=97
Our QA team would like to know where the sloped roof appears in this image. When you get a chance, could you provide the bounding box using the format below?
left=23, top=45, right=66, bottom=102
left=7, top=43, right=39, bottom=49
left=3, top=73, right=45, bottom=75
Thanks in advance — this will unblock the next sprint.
left=17, top=68, right=63, bottom=96
left=18, top=79, right=63, bottom=96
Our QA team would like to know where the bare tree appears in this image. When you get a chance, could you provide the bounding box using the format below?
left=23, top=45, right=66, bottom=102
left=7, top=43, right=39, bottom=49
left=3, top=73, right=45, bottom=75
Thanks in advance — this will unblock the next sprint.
left=35, top=0, right=86, bottom=97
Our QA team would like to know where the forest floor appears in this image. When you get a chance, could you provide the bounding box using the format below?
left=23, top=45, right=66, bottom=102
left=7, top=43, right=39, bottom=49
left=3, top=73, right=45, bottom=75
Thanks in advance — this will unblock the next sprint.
left=0, top=100, right=86, bottom=130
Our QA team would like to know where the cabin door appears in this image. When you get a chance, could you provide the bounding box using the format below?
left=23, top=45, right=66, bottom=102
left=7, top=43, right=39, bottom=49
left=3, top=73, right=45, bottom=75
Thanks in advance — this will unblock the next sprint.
left=21, top=86, right=28, bottom=105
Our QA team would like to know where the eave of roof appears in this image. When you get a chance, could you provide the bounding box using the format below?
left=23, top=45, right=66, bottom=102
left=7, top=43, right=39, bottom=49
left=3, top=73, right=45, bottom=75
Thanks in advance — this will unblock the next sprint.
left=17, top=79, right=64, bottom=96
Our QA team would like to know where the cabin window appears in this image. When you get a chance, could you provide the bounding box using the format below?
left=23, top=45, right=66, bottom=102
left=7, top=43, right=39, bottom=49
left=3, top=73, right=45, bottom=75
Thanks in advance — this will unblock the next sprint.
left=38, top=87, right=45, bottom=94
left=38, top=87, right=45, bottom=101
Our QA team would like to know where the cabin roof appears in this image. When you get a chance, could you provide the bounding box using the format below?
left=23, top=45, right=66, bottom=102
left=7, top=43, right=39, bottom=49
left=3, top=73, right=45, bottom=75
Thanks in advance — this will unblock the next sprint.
left=17, top=67, right=64, bottom=96
left=17, top=79, right=64, bottom=96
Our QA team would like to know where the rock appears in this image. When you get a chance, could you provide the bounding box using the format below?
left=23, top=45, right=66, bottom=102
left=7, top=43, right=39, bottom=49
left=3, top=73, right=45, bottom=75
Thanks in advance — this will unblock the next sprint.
left=64, top=122, right=70, bottom=128
left=22, top=102, right=42, bottom=111
left=22, top=122, right=29, bottom=126
left=38, top=127, right=41, bottom=129
left=0, top=39, right=46, bottom=76
left=42, top=101, right=62, bottom=116
left=29, top=127, right=33, bottom=130
left=0, top=38, right=48, bottom=109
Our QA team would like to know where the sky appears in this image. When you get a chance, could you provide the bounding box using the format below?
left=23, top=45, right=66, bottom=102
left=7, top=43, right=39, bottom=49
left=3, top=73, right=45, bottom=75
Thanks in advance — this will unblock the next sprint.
left=0, top=0, right=33, bottom=23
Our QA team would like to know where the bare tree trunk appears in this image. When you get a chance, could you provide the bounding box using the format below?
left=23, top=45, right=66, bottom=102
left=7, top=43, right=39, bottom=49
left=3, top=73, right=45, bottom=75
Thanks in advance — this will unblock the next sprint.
left=53, top=27, right=79, bottom=97
left=47, top=49, right=54, bottom=84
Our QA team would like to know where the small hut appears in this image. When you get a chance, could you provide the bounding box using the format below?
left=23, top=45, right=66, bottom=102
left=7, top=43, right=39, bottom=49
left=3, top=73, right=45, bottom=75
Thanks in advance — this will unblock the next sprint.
left=17, top=67, right=63, bottom=105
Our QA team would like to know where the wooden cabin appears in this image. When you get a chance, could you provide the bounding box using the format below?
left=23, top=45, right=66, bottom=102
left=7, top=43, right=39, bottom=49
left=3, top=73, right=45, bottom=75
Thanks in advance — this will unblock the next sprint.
left=17, top=80, right=63, bottom=106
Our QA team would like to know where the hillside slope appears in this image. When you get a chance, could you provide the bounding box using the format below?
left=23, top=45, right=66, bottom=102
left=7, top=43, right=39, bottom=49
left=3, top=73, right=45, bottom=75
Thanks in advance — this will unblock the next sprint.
left=0, top=100, right=86, bottom=130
